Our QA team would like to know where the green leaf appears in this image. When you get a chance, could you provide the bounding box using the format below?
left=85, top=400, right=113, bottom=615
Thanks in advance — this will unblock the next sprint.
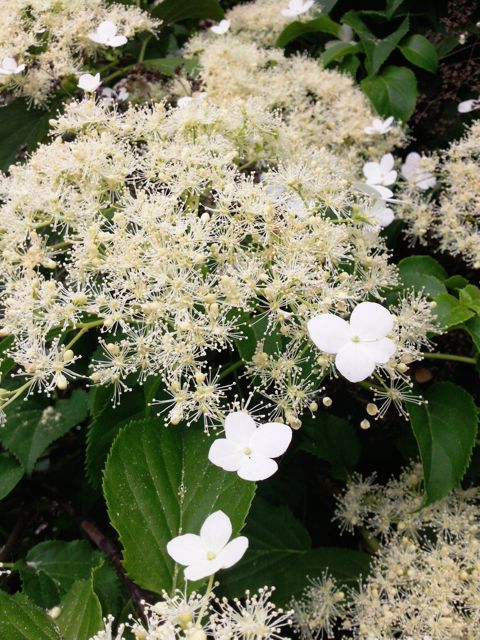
left=361, top=65, right=417, bottom=122
left=385, top=0, right=406, bottom=19
left=92, top=562, right=122, bottom=619
left=276, top=16, right=340, bottom=48
left=56, top=579, right=103, bottom=640
left=464, top=316, right=480, bottom=352
left=408, top=382, right=478, bottom=503
left=459, top=284, right=480, bottom=314
left=399, top=34, right=438, bottom=73
left=103, top=418, right=256, bottom=593
left=320, top=42, right=361, bottom=67
left=371, top=17, right=409, bottom=76
left=0, top=99, right=60, bottom=171
left=444, top=275, right=469, bottom=290
left=0, top=591, right=61, bottom=640
left=142, top=57, right=199, bottom=77
left=17, top=564, right=61, bottom=609
left=432, top=293, right=475, bottom=329
left=22, top=540, right=103, bottom=594
left=152, top=0, right=223, bottom=23
left=299, top=412, right=360, bottom=481
left=435, top=35, right=459, bottom=59
left=0, top=451, right=24, bottom=499
left=398, top=255, right=447, bottom=297
left=0, top=390, right=89, bottom=474
left=221, top=498, right=370, bottom=603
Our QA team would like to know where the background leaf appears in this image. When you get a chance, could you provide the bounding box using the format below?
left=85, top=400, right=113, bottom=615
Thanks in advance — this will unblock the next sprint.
left=103, top=418, right=256, bottom=594
left=408, top=382, right=478, bottom=503
left=400, top=34, right=438, bottom=73
left=152, top=0, right=223, bottom=23
left=0, top=591, right=61, bottom=640
left=0, top=452, right=24, bottom=500
left=56, top=578, right=102, bottom=640
left=276, top=16, right=340, bottom=48
left=361, top=65, right=417, bottom=121
left=399, top=255, right=447, bottom=297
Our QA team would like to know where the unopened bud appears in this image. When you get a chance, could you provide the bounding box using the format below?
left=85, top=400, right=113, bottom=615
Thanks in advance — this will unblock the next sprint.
left=309, top=401, right=318, bottom=412
left=63, top=349, right=74, bottom=363
left=47, top=606, right=61, bottom=620
left=366, top=403, right=378, bottom=416
left=322, top=396, right=332, bottom=407
left=56, top=374, right=68, bottom=390
left=360, top=419, right=370, bottom=430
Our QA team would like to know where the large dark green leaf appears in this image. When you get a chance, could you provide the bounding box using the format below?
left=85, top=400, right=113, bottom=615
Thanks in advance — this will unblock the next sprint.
left=0, top=390, right=89, bottom=474
left=432, top=293, right=475, bottom=329
left=56, top=579, right=102, bottom=640
left=276, top=16, right=340, bottom=48
left=221, top=498, right=370, bottom=604
left=0, top=591, right=61, bottom=640
left=361, top=65, right=417, bottom=121
left=399, top=34, right=438, bottom=73
left=103, top=418, right=256, bottom=594
left=0, top=99, right=60, bottom=171
left=0, top=451, right=24, bottom=499
left=398, top=255, right=447, bottom=298
left=152, top=0, right=223, bottom=23
left=408, top=382, right=478, bottom=503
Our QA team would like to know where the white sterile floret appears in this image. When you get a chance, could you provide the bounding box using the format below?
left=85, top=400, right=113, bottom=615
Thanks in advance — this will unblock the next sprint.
left=307, top=302, right=396, bottom=382
left=368, top=199, right=394, bottom=228
left=458, top=97, right=480, bottom=113
left=210, top=19, right=231, bottom=35
left=78, top=72, right=101, bottom=92
left=0, top=57, right=25, bottom=76
left=325, top=25, right=356, bottom=49
left=281, top=0, right=315, bottom=18
left=88, top=21, right=127, bottom=47
left=401, top=152, right=436, bottom=190
left=167, top=511, right=248, bottom=581
left=208, top=411, right=292, bottom=481
left=363, top=153, right=397, bottom=199
left=364, top=116, right=394, bottom=135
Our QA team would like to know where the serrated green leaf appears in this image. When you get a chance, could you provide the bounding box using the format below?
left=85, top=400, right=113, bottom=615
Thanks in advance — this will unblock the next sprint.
left=435, top=35, right=459, bottom=59
left=432, top=293, right=475, bottom=329
left=0, top=390, right=89, bottom=474
left=371, top=17, right=409, bottom=76
left=464, top=316, right=480, bottom=352
left=93, top=562, right=122, bottom=619
left=459, top=284, right=480, bottom=314
left=361, top=65, right=417, bottom=121
left=299, top=412, right=360, bottom=481
left=444, top=275, right=469, bottom=290
left=152, top=0, right=223, bottom=23
left=408, top=382, right=478, bottom=503
left=221, top=498, right=370, bottom=603
left=385, top=0, right=406, bottom=18
left=17, top=564, right=61, bottom=609
left=22, top=540, right=103, bottom=593
left=0, top=591, right=61, bottom=640
left=399, top=255, right=447, bottom=297
left=103, top=418, right=256, bottom=594
left=320, top=42, right=360, bottom=67
left=400, top=34, right=438, bottom=73
left=276, top=16, right=340, bottom=48
left=0, top=451, right=24, bottom=500
left=56, top=578, right=103, bottom=640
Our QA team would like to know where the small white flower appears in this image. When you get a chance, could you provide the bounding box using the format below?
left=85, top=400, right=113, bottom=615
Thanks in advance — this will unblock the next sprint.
left=167, top=510, right=248, bottom=581
left=210, top=19, right=231, bottom=35
left=325, top=25, right=356, bottom=49
left=88, top=21, right=127, bottom=48
left=281, top=0, right=315, bottom=18
left=363, top=154, right=397, bottom=196
left=367, top=199, right=394, bottom=228
left=0, top=57, right=25, bottom=76
left=308, top=301, right=396, bottom=382
left=208, top=411, right=292, bottom=481
left=264, top=182, right=309, bottom=219
left=177, top=94, right=207, bottom=108
left=401, top=152, right=436, bottom=190
left=364, top=116, right=394, bottom=135
left=78, top=72, right=101, bottom=92
left=458, top=97, right=480, bottom=113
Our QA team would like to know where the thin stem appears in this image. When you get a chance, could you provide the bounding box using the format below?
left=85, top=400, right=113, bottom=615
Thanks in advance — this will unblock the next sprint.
left=138, top=34, right=152, bottom=64
left=196, top=573, right=215, bottom=625
left=102, top=64, right=138, bottom=85
left=218, top=360, right=243, bottom=381
left=422, top=352, right=477, bottom=365
left=0, top=381, right=33, bottom=413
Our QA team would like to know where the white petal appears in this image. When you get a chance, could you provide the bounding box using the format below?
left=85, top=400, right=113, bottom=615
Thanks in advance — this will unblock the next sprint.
left=238, top=455, right=278, bottom=481
left=208, top=438, right=244, bottom=471
left=184, top=557, right=223, bottom=581
left=249, top=422, right=292, bottom=458
left=224, top=411, right=256, bottom=445
left=217, top=536, right=249, bottom=569
left=349, top=302, right=393, bottom=340
left=98, top=21, right=118, bottom=39
left=108, top=35, right=128, bottom=47
left=380, top=153, right=394, bottom=172
left=416, top=174, right=436, bottom=190
left=2, top=57, right=17, bottom=71
left=384, top=116, right=394, bottom=127
left=335, top=343, right=376, bottom=382
left=166, top=534, right=204, bottom=566
left=88, top=33, right=105, bottom=44
left=382, top=170, right=397, bottom=186
left=401, top=152, right=420, bottom=180
left=365, top=337, right=397, bottom=364
left=200, top=511, right=232, bottom=552
left=458, top=99, right=476, bottom=113
left=369, top=184, right=393, bottom=199
left=307, top=314, right=351, bottom=354
left=363, top=162, right=381, bottom=182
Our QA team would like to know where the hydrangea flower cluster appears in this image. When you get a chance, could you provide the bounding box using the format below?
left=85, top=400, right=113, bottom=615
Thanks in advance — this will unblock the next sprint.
left=292, top=463, right=480, bottom=639
left=0, top=0, right=157, bottom=106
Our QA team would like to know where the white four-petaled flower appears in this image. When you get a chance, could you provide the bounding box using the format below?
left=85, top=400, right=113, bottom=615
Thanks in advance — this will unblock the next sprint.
left=281, top=0, right=315, bottom=18
left=88, top=21, right=127, bottom=48
left=401, top=152, right=436, bottom=190
left=364, top=116, right=394, bottom=135
left=78, top=73, right=101, bottom=92
left=0, top=57, right=25, bottom=76
left=208, top=411, right=292, bottom=481
left=307, top=302, right=396, bottom=382
left=166, top=510, right=248, bottom=581
left=363, top=153, right=397, bottom=200
left=210, top=19, right=231, bottom=35
left=458, top=97, right=480, bottom=114
left=368, top=199, right=394, bottom=228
